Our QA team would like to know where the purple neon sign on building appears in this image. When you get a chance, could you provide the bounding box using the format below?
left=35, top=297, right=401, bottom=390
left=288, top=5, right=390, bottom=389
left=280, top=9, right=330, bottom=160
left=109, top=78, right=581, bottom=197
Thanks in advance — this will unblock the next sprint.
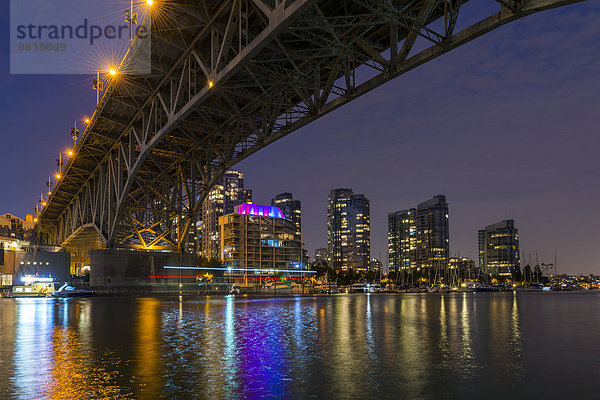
left=234, top=203, right=285, bottom=219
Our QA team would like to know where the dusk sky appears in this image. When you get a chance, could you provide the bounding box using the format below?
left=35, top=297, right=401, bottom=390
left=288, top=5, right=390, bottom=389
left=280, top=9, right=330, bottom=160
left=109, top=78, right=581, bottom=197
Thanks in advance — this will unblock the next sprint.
left=1, top=2, right=599, bottom=273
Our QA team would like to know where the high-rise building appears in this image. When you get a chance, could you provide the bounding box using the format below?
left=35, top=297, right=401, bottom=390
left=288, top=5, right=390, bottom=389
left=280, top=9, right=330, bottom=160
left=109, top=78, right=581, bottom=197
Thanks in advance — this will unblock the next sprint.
left=201, top=170, right=252, bottom=259
left=388, top=195, right=449, bottom=273
left=313, top=247, right=328, bottom=262
left=416, top=195, right=449, bottom=269
left=219, top=203, right=303, bottom=282
left=478, top=219, right=520, bottom=276
left=271, top=193, right=301, bottom=239
left=327, top=188, right=370, bottom=270
left=388, top=209, right=416, bottom=272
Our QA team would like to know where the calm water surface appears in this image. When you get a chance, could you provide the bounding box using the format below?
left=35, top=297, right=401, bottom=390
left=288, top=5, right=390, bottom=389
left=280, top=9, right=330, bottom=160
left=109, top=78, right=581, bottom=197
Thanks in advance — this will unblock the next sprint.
left=1, top=293, right=599, bottom=399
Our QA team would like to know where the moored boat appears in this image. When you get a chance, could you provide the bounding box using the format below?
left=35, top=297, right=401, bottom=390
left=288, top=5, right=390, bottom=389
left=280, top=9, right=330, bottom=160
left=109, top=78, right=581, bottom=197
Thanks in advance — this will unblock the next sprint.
left=12, top=282, right=56, bottom=297
left=51, top=283, right=96, bottom=298
left=260, top=281, right=292, bottom=294
left=349, top=283, right=368, bottom=293
left=459, top=281, right=500, bottom=293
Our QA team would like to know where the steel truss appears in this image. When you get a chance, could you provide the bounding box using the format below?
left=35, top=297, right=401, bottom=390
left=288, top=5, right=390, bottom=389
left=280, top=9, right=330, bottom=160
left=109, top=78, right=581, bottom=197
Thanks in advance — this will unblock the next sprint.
left=39, top=0, right=585, bottom=251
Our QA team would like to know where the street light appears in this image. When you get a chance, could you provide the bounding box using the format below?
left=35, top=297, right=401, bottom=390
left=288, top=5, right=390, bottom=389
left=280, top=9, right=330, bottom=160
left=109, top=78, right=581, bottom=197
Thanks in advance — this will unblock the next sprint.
left=109, top=68, right=116, bottom=76
left=125, top=0, right=154, bottom=43
left=124, top=0, right=138, bottom=43
left=93, top=70, right=104, bottom=104
left=46, top=177, right=53, bottom=195
left=71, top=121, right=79, bottom=148
left=56, top=153, right=63, bottom=179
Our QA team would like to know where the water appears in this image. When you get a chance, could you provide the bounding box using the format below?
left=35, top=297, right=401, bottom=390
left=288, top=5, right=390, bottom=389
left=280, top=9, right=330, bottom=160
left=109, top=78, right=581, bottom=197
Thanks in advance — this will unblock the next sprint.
left=1, top=293, right=599, bottom=399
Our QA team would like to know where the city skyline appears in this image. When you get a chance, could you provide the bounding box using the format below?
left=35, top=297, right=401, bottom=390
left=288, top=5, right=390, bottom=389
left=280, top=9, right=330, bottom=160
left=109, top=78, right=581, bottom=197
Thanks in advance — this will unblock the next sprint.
left=1, top=4, right=599, bottom=273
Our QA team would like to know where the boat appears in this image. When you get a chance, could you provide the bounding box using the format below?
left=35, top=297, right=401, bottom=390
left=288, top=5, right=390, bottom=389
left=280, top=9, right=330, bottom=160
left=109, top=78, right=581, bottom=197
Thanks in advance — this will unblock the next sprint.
left=260, top=281, right=292, bottom=294
left=368, top=283, right=382, bottom=293
left=229, top=284, right=255, bottom=294
left=11, top=282, right=56, bottom=297
left=459, top=281, right=499, bottom=293
left=428, top=285, right=450, bottom=293
left=525, top=284, right=544, bottom=292
left=315, top=283, right=340, bottom=294
left=51, top=283, right=96, bottom=298
left=349, top=283, right=368, bottom=293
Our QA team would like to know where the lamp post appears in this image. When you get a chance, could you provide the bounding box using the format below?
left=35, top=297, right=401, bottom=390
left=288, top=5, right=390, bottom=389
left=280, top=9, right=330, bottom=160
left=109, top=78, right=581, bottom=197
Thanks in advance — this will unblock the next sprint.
left=56, top=153, right=63, bottom=178
left=46, top=177, right=52, bottom=196
left=93, top=70, right=103, bottom=104
left=124, top=0, right=138, bottom=44
left=71, top=121, right=79, bottom=149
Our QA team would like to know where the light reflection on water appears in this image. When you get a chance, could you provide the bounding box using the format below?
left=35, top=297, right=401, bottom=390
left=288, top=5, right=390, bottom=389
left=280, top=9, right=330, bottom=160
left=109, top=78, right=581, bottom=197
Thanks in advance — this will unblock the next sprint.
left=0, top=293, right=599, bottom=399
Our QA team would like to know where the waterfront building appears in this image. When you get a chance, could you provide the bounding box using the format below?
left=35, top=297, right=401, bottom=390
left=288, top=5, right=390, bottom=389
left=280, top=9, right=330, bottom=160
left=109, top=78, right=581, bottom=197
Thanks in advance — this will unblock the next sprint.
left=371, top=257, right=383, bottom=271
left=388, top=195, right=449, bottom=273
left=201, top=170, right=252, bottom=259
left=327, top=188, right=370, bottom=271
left=313, top=247, right=328, bottom=262
left=416, top=195, right=449, bottom=269
left=271, top=193, right=301, bottom=239
left=0, top=213, right=35, bottom=241
left=388, top=209, right=417, bottom=272
left=0, top=237, right=70, bottom=287
left=478, top=219, right=520, bottom=276
left=219, top=203, right=304, bottom=282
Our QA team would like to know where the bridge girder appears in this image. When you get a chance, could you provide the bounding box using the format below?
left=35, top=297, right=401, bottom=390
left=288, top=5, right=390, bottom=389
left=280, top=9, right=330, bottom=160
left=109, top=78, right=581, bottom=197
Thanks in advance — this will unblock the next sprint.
left=38, top=0, right=586, bottom=251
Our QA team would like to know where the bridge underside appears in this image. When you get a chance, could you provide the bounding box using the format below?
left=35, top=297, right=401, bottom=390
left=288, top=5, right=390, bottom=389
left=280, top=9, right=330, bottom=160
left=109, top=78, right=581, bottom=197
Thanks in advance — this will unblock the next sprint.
left=61, top=224, right=107, bottom=275
left=38, top=0, right=585, bottom=253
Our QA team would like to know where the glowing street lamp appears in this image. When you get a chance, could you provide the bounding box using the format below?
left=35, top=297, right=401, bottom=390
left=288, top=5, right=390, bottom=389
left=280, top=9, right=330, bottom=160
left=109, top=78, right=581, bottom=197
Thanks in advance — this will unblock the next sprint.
left=56, top=153, right=63, bottom=177
left=147, top=0, right=154, bottom=5
left=46, top=177, right=53, bottom=195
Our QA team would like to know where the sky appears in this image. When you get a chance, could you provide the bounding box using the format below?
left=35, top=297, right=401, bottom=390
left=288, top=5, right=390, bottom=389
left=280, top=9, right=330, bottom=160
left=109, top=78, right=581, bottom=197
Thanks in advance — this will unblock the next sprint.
left=1, top=1, right=599, bottom=274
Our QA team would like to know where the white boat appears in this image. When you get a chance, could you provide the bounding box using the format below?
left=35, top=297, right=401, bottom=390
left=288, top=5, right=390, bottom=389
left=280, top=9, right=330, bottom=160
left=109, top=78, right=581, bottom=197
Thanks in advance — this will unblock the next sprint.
left=260, top=281, right=292, bottom=294
left=51, top=283, right=96, bottom=298
left=229, top=284, right=255, bottom=294
left=349, top=283, right=368, bottom=292
left=368, top=283, right=382, bottom=293
left=459, top=281, right=498, bottom=293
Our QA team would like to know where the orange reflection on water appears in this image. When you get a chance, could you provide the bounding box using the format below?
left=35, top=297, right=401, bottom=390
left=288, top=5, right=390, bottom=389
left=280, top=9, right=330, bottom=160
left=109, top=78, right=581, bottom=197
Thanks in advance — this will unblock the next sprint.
left=45, top=322, right=129, bottom=399
left=134, top=298, right=162, bottom=398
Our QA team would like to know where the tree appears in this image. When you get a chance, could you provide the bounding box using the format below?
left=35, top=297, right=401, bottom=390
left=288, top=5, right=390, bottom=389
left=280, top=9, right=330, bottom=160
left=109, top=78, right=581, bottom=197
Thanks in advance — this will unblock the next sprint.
left=197, top=256, right=223, bottom=268
left=533, top=264, right=542, bottom=283
left=523, top=264, right=531, bottom=283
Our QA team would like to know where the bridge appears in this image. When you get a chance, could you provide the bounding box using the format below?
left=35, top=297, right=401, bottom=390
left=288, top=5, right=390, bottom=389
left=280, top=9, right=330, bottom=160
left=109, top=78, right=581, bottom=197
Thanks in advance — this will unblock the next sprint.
left=37, top=0, right=584, bottom=260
